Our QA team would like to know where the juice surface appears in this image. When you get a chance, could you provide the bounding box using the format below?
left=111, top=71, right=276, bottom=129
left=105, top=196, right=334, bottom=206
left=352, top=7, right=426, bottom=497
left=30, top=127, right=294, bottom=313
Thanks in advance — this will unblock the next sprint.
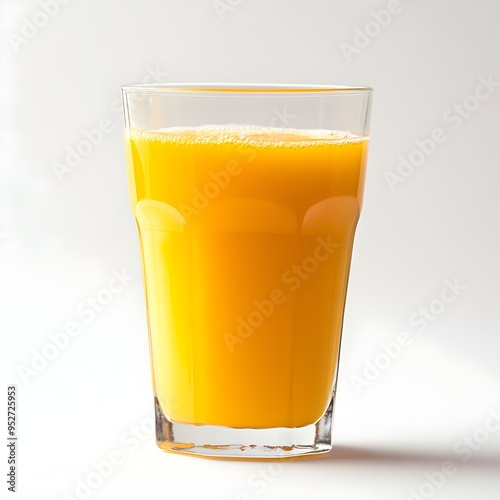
left=126, top=126, right=368, bottom=428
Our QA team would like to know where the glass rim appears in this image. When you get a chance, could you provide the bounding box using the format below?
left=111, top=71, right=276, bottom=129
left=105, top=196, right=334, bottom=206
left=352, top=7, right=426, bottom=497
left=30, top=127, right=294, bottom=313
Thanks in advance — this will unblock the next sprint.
left=121, top=83, right=373, bottom=95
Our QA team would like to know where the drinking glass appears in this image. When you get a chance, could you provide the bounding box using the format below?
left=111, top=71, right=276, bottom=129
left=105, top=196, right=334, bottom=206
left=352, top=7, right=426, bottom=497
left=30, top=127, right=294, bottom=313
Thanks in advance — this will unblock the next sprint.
left=121, top=84, right=372, bottom=458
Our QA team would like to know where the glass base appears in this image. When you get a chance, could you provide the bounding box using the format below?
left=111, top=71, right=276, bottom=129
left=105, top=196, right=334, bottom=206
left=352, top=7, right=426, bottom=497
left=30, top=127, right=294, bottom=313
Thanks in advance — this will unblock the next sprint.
left=154, top=394, right=334, bottom=459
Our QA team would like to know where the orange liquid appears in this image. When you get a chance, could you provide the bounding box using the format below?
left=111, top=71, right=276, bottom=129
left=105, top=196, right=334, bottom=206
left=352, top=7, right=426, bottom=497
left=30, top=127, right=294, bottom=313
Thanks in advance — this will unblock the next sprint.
left=125, top=126, right=368, bottom=428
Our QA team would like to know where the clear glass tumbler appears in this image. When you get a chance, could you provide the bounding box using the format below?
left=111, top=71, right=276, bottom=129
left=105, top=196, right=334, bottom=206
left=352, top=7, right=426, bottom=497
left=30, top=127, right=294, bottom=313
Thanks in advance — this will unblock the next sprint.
left=121, top=84, right=372, bottom=458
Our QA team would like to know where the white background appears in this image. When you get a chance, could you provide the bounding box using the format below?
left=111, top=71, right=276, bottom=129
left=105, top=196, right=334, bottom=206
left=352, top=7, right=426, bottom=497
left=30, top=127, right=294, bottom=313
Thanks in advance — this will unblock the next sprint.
left=1, top=0, right=500, bottom=499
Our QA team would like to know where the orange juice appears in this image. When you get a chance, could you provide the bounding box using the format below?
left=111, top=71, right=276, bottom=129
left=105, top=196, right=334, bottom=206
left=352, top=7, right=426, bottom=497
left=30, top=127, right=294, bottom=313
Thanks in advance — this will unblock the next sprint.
left=125, top=126, right=368, bottom=429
